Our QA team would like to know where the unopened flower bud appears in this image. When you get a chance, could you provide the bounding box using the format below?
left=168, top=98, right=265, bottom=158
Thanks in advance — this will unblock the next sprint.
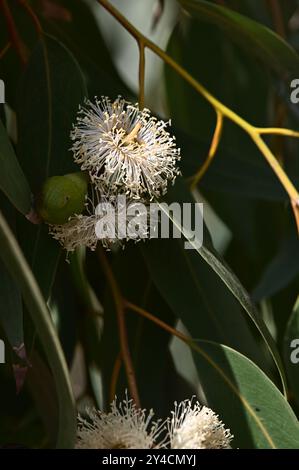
left=36, top=172, right=88, bottom=225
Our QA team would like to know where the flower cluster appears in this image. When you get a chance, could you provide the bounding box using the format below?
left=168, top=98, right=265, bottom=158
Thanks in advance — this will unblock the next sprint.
left=77, top=396, right=233, bottom=450
left=77, top=395, right=166, bottom=449
left=49, top=97, right=180, bottom=253
left=168, top=399, right=233, bottom=449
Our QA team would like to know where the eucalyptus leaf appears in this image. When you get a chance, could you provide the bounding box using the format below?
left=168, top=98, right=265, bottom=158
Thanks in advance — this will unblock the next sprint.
left=190, top=340, right=299, bottom=448
left=17, top=34, right=87, bottom=190
left=0, top=210, right=76, bottom=448
left=143, top=180, right=286, bottom=394
left=0, top=260, right=23, bottom=352
left=178, top=0, right=299, bottom=75
left=0, top=120, right=31, bottom=215
left=34, top=0, right=130, bottom=98
left=0, top=196, right=26, bottom=370
left=17, top=34, right=87, bottom=300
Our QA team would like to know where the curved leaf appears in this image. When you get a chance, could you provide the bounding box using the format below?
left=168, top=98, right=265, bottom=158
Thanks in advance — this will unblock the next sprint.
left=0, top=196, right=26, bottom=374
left=143, top=235, right=271, bottom=373
left=36, top=0, right=130, bottom=98
left=0, top=210, right=76, bottom=448
left=178, top=0, right=299, bottom=75
left=17, top=34, right=87, bottom=300
left=17, top=34, right=87, bottom=190
left=143, top=180, right=287, bottom=394
left=190, top=340, right=299, bottom=448
left=0, top=120, right=31, bottom=215
left=0, top=260, right=23, bottom=349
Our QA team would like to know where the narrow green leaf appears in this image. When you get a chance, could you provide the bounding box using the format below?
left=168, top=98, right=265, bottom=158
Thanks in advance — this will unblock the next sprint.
left=0, top=120, right=31, bottom=215
left=0, top=210, right=76, bottom=448
left=17, top=34, right=87, bottom=300
left=143, top=236, right=270, bottom=374
left=37, top=0, right=130, bottom=98
left=0, top=259, right=23, bottom=350
left=0, top=196, right=25, bottom=367
left=169, top=208, right=286, bottom=393
left=178, top=0, right=299, bottom=75
left=144, top=180, right=287, bottom=394
left=17, top=34, right=87, bottom=190
left=190, top=340, right=299, bottom=448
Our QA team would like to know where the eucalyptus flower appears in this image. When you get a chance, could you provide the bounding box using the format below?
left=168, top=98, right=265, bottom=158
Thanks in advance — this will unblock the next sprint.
left=77, top=396, right=165, bottom=449
left=71, top=96, right=180, bottom=200
left=49, top=212, right=99, bottom=253
left=168, top=399, right=233, bottom=449
left=49, top=193, right=153, bottom=253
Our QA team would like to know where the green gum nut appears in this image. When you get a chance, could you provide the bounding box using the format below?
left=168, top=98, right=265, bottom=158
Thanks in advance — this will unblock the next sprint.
left=36, top=172, right=89, bottom=225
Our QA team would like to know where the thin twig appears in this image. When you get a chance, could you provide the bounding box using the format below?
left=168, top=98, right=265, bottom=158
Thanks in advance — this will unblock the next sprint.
left=110, top=352, right=122, bottom=403
left=256, top=127, right=299, bottom=137
left=124, top=299, right=277, bottom=447
left=18, top=0, right=43, bottom=35
left=124, top=300, right=185, bottom=342
left=266, top=0, right=286, bottom=38
left=98, top=248, right=141, bottom=408
left=97, top=0, right=299, bottom=233
left=191, top=110, right=223, bottom=188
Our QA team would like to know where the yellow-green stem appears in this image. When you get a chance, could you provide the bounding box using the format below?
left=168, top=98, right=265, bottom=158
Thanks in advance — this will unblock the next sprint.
left=97, top=0, right=299, bottom=232
left=192, top=110, right=223, bottom=188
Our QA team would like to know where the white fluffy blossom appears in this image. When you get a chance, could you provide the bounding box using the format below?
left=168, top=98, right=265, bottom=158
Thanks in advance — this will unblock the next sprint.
left=70, top=96, right=180, bottom=200
left=168, top=399, right=233, bottom=449
left=77, top=396, right=165, bottom=449
left=49, top=193, right=154, bottom=253
left=49, top=213, right=99, bottom=253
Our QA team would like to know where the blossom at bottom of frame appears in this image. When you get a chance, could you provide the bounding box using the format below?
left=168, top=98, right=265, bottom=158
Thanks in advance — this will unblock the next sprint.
left=168, top=399, right=233, bottom=449
left=77, top=396, right=166, bottom=449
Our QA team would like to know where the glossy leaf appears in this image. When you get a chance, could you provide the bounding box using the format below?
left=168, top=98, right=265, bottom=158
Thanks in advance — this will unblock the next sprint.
left=34, top=0, right=130, bottom=98
left=0, top=120, right=31, bottom=215
left=143, top=180, right=286, bottom=393
left=17, top=34, right=87, bottom=190
left=190, top=340, right=299, bottom=448
left=0, top=260, right=23, bottom=352
left=178, top=0, right=299, bottom=75
left=0, top=210, right=76, bottom=448
left=0, top=196, right=26, bottom=374
left=17, top=35, right=86, bottom=300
